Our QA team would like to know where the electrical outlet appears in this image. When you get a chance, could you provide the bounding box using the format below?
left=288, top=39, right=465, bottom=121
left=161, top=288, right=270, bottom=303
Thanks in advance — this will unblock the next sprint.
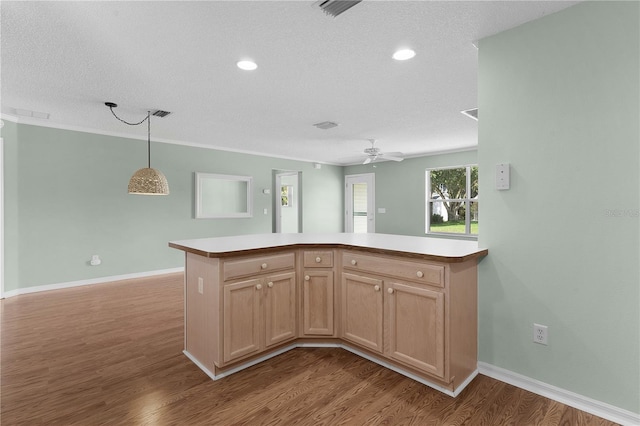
left=533, top=323, right=548, bottom=345
left=198, top=277, right=204, bottom=295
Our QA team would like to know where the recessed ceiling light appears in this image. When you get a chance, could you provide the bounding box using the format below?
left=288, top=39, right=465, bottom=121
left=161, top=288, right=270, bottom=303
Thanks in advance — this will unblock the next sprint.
left=392, top=49, right=416, bottom=61
left=237, top=60, right=257, bottom=71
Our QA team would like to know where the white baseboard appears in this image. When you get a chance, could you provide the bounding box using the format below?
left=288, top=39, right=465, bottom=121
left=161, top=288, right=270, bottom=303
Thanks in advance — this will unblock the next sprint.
left=184, top=343, right=476, bottom=397
left=2, top=267, right=185, bottom=298
left=182, top=350, right=218, bottom=381
left=478, top=362, right=640, bottom=426
left=338, top=344, right=476, bottom=397
left=184, top=345, right=299, bottom=382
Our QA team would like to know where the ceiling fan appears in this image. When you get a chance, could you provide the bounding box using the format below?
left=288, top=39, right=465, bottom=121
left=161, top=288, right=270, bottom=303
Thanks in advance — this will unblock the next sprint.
left=362, top=139, right=404, bottom=164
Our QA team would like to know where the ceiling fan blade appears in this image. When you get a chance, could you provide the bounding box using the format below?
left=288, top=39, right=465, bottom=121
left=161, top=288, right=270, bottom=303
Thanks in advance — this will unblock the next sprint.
left=363, top=157, right=372, bottom=165
left=379, top=151, right=404, bottom=162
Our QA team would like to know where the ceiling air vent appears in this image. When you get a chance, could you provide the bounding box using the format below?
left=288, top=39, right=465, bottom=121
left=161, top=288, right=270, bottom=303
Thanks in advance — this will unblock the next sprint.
left=12, top=108, right=50, bottom=119
left=152, top=110, right=171, bottom=118
left=461, top=108, right=478, bottom=121
left=314, top=0, right=362, bottom=18
left=313, top=121, right=339, bottom=130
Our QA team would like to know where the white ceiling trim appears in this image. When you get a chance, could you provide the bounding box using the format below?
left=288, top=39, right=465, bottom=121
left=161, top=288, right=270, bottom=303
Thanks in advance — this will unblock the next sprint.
left=1, top=112, right=478, bottom=166
left=0, top=113, right=343, bottom=166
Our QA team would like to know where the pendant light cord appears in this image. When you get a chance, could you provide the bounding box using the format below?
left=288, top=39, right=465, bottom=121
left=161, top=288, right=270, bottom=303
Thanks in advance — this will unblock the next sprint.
left=147, top=111, right=151, bottom=168
left=107, top=104, right=149, bottom=126
left=106, top=103, right=153, bottom=168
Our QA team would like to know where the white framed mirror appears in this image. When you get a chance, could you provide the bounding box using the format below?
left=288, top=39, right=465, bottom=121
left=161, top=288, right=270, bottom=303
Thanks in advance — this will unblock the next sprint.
left=195, top=172, right=253, bottom=218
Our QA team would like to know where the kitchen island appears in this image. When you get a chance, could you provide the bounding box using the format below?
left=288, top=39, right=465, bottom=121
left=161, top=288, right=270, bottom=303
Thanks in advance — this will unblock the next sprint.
left=169, top=233, right=487, bottom=396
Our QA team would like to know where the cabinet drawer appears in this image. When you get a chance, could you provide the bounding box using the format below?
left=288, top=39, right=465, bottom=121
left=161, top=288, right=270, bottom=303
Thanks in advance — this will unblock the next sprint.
left=342, top=252, right=445, bottom=288
left=223, top=252, right=295, bottom=281
left=303, top=250, right=334, bottom=268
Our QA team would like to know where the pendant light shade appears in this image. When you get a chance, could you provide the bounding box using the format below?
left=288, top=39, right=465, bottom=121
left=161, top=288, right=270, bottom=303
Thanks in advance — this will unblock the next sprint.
left=105, top=102, right=170, bottom=195
left=128, top=167, right=170, bottom=195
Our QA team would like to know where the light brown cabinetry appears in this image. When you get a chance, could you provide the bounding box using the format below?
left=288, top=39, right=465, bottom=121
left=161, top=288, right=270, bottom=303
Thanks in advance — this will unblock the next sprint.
left=341, top=250, right=474, bottom=387
left=341, top=273, right=383, bottom=352
left=341, top=268, right=445, bottom=377
left=264, top=272, right=297, bottom=348
left=386, top=280, right=445, bottom=379
left=301, top=250, right=335, bottom=336
left=177, top=239, right=484, bottom=395
left=183, top=251, right=297, bottom=370
left=223, top=271, right=296, bottom=365
left=223, top=252, right=295, bottom=281
left=223, top=278, right=261, bottom=362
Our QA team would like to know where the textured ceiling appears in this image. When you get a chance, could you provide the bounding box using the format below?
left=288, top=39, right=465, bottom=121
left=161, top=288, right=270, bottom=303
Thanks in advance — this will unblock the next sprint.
left=1, top=1, right=579, bottom=165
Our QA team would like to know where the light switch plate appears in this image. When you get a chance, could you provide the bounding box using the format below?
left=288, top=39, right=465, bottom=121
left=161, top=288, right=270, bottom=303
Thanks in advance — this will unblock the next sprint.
left=496, top=163, right=510, bottom=190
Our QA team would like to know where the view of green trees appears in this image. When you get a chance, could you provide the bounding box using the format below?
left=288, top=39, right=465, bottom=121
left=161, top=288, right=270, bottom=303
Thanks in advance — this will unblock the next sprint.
left=429, top=166, right=478, bottom=234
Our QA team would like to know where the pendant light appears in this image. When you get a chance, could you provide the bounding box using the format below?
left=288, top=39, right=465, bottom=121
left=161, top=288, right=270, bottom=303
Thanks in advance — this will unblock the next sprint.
left=105, top=102, right=170, bottom=195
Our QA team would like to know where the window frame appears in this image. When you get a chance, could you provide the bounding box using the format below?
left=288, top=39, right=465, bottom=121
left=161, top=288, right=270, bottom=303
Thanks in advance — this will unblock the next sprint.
left=425, top=164, right=478, bottom=238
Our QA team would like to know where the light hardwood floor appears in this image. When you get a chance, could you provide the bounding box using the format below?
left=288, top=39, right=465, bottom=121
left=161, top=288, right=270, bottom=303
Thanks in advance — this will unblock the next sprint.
left=1, top=274, right=617, bottom=425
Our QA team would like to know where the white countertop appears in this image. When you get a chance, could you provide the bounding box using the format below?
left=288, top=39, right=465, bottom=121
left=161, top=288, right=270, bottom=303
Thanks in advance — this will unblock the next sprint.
left=169, top=233, right=487, bottom=262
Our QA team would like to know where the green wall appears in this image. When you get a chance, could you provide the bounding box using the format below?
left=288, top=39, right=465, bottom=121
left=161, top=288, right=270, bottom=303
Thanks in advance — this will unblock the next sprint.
left=478, top=1, right=639, bottom=413
left=344, top=150, right=477, bottom=237
left=3, top=120, right=471, bottom=292
left=2, top=122, right=343, bottom=292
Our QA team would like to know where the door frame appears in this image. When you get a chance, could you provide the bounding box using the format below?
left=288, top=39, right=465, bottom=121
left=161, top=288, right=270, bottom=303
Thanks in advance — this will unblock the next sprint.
left=0, top=137, right=4, bottom=298
left=344, top=173, right=375, bottom=233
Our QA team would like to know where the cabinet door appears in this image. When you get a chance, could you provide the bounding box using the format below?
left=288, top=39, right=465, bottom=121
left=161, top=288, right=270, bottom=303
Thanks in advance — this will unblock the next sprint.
left=302, top=270, right=334, bottom=336
left=223, top=278, right=262, bottom=363
left=264, top=272, right=297, bottom=348
left=386, top=281, right=445, bottom=379
left=341, top=273, right=383, bottom=353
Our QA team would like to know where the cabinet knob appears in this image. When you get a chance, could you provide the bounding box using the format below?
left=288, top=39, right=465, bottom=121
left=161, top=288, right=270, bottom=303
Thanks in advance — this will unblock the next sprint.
left=416, top=271, right=424, bottom=278
left=351, top=259, right=357, bottom=266
left=267, top=281, right=274, bottom=288
left=387, top=288, right=394, bottom=294
left=374, top=285, right=380, bottom=292
left=256, top=284, right=262, bottom=290
left=304, top=275, right=310, bottom=281
left=261, top=263, right=268, bottom=269
left=315, top=257, right=322, bottom=263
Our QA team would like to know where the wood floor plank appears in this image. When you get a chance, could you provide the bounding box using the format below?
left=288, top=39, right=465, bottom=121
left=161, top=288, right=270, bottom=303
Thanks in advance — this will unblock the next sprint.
left=0, top=273, right=620, bottom=425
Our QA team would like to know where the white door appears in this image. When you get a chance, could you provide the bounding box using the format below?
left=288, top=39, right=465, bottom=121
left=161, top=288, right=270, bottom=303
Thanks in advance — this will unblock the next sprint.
left=345, top=173, right=375, bottom=233
left=275, top=171, right=300, bottom=233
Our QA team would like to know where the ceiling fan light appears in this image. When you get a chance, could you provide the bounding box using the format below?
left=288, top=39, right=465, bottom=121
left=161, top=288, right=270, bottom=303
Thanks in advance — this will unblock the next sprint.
left=128, top=168, right=170, bottom=195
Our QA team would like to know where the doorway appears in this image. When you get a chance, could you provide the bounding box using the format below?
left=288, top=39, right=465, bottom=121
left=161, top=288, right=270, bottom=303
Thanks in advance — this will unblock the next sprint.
left=345, top=173, right=375, bottom=233
left=274, top=171, right=301, bottom=233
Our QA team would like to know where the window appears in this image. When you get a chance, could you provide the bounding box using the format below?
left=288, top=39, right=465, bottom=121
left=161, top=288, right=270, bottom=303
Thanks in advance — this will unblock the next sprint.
left=426, top=165, right=478, bottom=236
left=281, top=185, right=292, bottom=207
